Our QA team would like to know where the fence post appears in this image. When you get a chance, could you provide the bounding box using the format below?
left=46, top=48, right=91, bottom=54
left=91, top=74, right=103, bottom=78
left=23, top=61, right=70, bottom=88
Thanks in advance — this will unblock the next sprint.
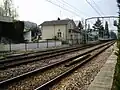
left=72, top=39, right=73, bottom=45
left=47, top=39, right=48, bottom=48
left=9, top=40, right=11, bottom=52
left=37, top=40, right=39, bottom=48
left=79, top=39, right=81, bottom=44
left=25, top=42, right=27, bottom=51
left=55, top=39, right=56, bottom=47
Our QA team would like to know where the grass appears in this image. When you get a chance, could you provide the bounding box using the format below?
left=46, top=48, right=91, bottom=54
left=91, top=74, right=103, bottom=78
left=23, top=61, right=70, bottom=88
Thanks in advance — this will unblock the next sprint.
left=112, top=40, right=120, bottom=90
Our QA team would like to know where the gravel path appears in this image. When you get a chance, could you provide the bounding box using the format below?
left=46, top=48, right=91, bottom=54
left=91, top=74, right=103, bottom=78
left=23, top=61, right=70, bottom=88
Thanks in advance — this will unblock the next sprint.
left=0, top=44, right=103, bottom=82
left=50, top=44, right=114, bottom=90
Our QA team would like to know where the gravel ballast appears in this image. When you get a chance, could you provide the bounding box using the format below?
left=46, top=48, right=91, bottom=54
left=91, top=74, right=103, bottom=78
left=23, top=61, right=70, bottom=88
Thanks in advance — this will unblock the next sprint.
left=0, top=44, right=105, bottom=82
left=2, top=44, right=112, bottom=90
left=50, top=44, right=114, bottom=90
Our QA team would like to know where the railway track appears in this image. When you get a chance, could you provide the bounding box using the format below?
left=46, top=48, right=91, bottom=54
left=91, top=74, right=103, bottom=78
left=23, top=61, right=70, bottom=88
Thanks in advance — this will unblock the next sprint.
left=35, top=42, right=114, bottom=90
left=0, top=42, right=104, bottom=69
left=0, top=41, right=114, bottom=90
left=0, top=41, right=113, bottom=82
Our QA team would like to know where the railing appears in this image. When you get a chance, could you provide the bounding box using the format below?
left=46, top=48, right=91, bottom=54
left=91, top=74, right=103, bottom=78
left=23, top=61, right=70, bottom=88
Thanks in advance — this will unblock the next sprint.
left=0, top=40, right=62, bottom=52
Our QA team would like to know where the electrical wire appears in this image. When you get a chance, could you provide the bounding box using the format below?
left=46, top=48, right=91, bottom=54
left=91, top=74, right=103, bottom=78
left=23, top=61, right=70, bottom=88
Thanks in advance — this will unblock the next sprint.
left=55, top=0, right=85, bottom=17
left=86, top=0, right=102, bottom=17
left=90, top=0, right=105, bottom=15
left=59, top=0, right=89, bottom=17
left=45, top=0, right=82, bottom=18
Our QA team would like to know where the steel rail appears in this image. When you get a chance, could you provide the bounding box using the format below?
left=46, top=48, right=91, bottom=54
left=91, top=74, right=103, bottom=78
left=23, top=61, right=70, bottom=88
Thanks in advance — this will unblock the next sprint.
left=0, top=43, right=104, bottom=69
left=0, top=42, right=105, bottom=63
left=35, top=42, right=114, bottom=90
left=0, top=42, right=114, bottom=89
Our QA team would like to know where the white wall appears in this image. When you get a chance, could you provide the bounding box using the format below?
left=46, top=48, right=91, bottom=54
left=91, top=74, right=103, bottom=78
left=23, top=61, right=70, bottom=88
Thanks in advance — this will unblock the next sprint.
left=54, top=25, right=66, bottom=40
left=42, top=25, right=66, bottom=40
left=41, top=21, right=79, bottom=44
left=67, top=21, right=74, bottom=30
left=24, top=31, right=31, bottom=42
left=67, top=21, right=76, bottom=40
left=42, top=26, right=54, bottom=39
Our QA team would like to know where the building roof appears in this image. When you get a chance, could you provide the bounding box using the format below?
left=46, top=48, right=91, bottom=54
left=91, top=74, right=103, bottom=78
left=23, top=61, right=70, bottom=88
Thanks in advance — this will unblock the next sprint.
left=74, top=20, right=79, bottom=26
left=24, top=21, right=37, bottom=30
left=41, top=19, right=75, bottom=26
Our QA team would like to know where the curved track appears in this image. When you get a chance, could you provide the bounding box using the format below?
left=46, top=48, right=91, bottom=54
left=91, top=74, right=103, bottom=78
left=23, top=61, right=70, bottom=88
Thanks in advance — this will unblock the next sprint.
left=0, top=42, right=103, bottom=69
left=35, top=42, right=114, bottom=90
left=0, top=41, right=114, bottom=90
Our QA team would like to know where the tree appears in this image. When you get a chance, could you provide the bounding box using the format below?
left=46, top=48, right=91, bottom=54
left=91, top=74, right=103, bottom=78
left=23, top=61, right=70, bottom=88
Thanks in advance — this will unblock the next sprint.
left=3, top=0, right=12, bottom=16
left=109, top=31, right=117, bottom=39
left=0, top=7, right=4, bottom=16
left=104, top=21, right=110, bottom=38
left=2, top=0, right=18, bottom=19
left=113, top=1, right=120, bottom=90
left=92, top=18, right=104, bottom=38
left=117, top=0, right=120, bottom=11
left=87, top=24, right=92, bottom=33
left=117, top=0, right=120, bottom=3
left=78, top=21, right=83, bottom=30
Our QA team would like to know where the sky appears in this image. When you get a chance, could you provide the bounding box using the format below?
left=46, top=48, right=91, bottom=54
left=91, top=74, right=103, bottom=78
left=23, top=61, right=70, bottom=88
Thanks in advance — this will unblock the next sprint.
left=0, top=0, right=117, bottom=32
left=13, top=0, right=118, bottom=25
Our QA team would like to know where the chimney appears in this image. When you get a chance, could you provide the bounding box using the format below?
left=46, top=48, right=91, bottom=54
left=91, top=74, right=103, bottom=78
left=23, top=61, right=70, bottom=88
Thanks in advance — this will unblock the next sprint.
left=58, top=17, right=60, bottom=20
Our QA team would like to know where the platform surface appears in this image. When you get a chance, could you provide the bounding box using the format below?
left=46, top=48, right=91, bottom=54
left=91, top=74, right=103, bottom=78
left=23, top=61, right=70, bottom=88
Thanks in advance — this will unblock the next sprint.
left=88, top=43, right=117, bottom=90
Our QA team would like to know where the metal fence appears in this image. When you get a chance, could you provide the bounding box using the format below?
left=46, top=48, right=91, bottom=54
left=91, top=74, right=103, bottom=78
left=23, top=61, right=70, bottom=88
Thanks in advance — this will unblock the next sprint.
left=0, top=40, right=62, bottom=52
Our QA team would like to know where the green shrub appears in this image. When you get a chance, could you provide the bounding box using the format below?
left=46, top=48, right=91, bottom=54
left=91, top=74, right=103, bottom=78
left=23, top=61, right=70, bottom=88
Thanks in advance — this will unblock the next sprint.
left=62, top=41, right=69, bottom=44
left=114, top=40, right=120, bottom=90
left=52, top=36, right=59, bottom=40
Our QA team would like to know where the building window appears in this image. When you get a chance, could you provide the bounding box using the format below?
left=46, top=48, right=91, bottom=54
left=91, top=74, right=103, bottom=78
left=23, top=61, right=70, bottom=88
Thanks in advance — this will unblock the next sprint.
left=71, top=35, right=73, bottom=39
left=57, top=32, right=61, bottom=37
left=59, top=32, right=61, bottom=37
left=69, top=29, right=71, bottom=33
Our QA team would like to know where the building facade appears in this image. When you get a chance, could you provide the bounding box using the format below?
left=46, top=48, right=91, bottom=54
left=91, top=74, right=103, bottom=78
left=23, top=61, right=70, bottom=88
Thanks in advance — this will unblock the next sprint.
left=40, top=19, right=83, bottom=44
left=23, top=21, right=41, bottom=42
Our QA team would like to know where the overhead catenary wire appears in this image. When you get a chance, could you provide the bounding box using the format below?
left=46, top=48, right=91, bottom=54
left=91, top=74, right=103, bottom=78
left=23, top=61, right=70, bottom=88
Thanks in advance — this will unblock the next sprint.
left=55, top=0, right=85, bottom=17
left=59, top=0, right=90, bottom=17
left=86, top=0, right=102, bottom=17
left=45, top=0, right=82, bottom=18
left=90, top=0, right=105, bottom=15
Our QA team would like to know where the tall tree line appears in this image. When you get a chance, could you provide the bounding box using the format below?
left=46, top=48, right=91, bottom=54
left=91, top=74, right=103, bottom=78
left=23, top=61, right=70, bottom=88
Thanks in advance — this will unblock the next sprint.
left=92, top=18, right=110, bottom=39
left=104, top=21, right=110, bottom=38
left=0, top=0, right=18, bottom=19
left=117, top=0, right=120, bottom=40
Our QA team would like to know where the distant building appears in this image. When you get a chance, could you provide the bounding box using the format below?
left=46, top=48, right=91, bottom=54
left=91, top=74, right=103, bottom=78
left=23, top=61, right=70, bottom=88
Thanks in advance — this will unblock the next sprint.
left=0, top=18, right=41, bottom=43
left=40, top=19, right=83, bottom=44
left=0, top=16, right=14, bottom=43
left=23, top=21, right=41, bottom=42
left=0, top=19, right=25, bottom=44
left=0, top=15, right=13, bottom=22
left=0, top=7, right=4, bottom=16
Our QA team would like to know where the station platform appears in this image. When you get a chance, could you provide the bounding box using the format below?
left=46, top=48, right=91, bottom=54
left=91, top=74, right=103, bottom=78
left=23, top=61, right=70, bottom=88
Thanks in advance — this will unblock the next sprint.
left=88, top=43, right=117, bottom=90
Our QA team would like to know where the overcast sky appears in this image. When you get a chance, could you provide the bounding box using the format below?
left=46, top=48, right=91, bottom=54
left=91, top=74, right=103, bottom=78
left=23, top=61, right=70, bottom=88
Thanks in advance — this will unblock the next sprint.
left=13, top=0, right=118, bottom=25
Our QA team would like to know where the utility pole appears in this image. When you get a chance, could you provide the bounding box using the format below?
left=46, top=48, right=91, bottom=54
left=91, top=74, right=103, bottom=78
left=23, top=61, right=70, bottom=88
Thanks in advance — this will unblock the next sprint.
left=85, top=19, right=87, bottom=44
